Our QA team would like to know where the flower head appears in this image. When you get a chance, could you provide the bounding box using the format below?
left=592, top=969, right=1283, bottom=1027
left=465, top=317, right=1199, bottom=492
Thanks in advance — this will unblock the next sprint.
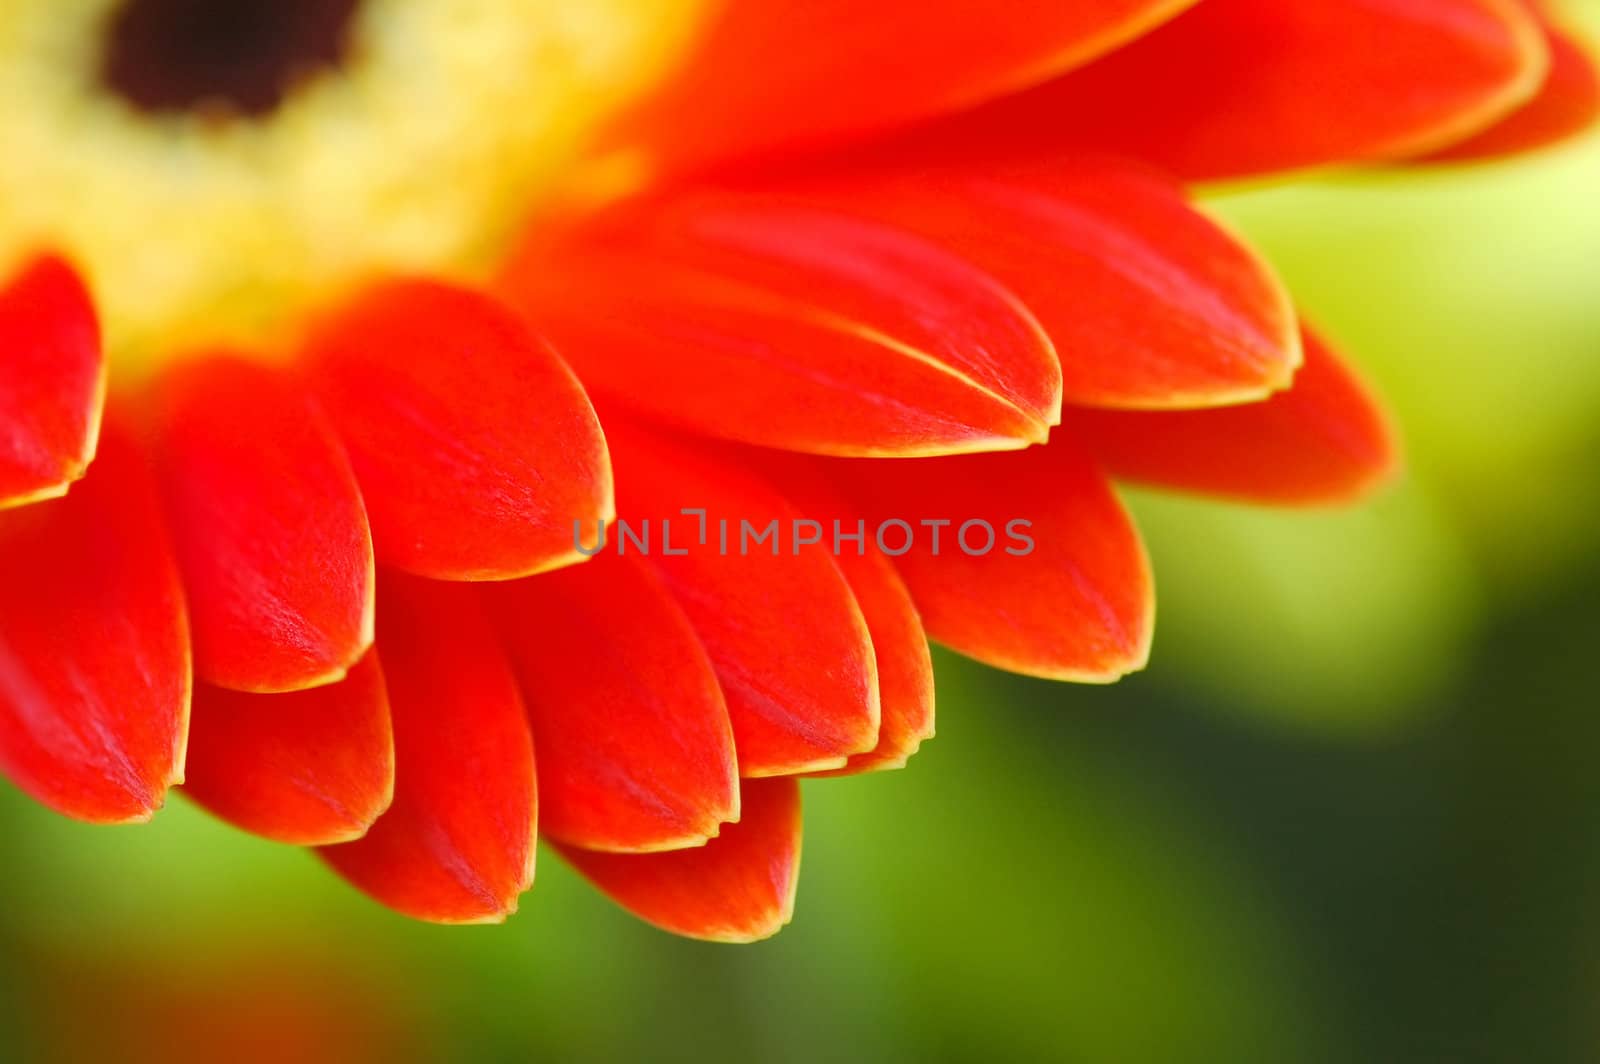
left=2, top=0, right=1595, bottom=939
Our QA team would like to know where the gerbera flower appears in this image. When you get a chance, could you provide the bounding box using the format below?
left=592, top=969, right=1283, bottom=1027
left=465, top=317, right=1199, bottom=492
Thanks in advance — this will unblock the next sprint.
left=1, top=0, right=1595, bottom=939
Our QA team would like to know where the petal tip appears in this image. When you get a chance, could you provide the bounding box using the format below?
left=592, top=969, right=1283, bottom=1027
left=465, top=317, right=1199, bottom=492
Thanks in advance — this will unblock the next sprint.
left=705, top=907, right=794, bottom=945
left=0, top=479, right=75, bottom=511
left=106, top=778, right=174, bottom=825
left=743, top=754, right=851, bottom=777
left=324, top=778, right=398, bottom=847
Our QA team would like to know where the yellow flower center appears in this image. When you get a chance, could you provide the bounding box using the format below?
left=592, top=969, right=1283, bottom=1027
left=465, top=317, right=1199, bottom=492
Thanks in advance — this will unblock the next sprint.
left=0, top=0, right=704, bottom=376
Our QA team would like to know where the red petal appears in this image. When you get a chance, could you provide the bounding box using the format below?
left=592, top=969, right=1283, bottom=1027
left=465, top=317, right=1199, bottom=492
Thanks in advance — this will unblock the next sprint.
left=301, top=280, right=612, bottom=581
left=749, top=158, right=1299, bottom=408
left=811, top=547, right=935, bottom=776
left=606, top=425, right=880, bottom=775
left=828, top=438, right=1153, bottom=682
left=152, top=357, right=374, bottom=693
left=320, top=575, right=536, bottom=923
left=905, top=0, right=1549, bottom=180
left=182, top=650, right=393, bottom=845
left=558, top=777, right=801, bottom=943
left=0, top=255, right=104, bottom=509
left=737, top=457, right=935, bottom=775
left=599, top=1, right=1198, bottom=173
left=0, top=418, right=190, bottom=823
left=1070, top=326, right=1400, bottom=505
left=1426, top=1, right=1600, bottom=160
left=485, top=554, right=740, bottom=852
left=504, top=191, right=1060, bottom=456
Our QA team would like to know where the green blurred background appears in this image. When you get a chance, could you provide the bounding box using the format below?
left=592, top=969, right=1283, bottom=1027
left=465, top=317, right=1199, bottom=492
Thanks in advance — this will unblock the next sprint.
left=5, top=10, right=1599, bottom=1063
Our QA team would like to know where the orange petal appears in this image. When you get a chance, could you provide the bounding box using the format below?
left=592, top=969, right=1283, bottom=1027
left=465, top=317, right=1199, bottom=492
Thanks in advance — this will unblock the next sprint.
left=504, top=191, right=1060, bottom=456
left=737, top=457, right=935, bottom=776
left=558, top=777, right=801, bottom=943
left=1070, top=326, right=1401, bottom=505
left=319, top=575, right=535, bottom=924
left=903, top=0, right=1549, bottom=180
left=1425, top=1, right=1600, bottom=160
left=182, top=651, right=393, bottom=845
left=301, top=280, right=612, bottom=581
left=827, top=438, right=1153, bottom=682
left=0, top=255, right=104, bottom=510
left=485, top=554, right=740, bottom=853
left=599, top=1, right=1197, bottom=173
left=0, top=417, right=190, bottom=823
left=151, top=357, right=374, bottom=693
left=605, top=424, right=880, bottom=775
left=810, top=547, right=935, bottom=776
left=749, top=158, right=1299, bottom=408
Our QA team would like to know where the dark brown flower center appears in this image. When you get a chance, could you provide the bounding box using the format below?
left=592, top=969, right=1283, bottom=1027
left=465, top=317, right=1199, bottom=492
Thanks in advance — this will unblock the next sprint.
left=101, top=0, right=362, bottom=117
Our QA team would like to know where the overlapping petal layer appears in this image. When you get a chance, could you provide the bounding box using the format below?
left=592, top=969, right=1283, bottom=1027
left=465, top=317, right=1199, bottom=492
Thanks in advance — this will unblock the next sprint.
left=0, top=255, right=103, bottom=509
left=320, top=576, right=536, bottom=924
left=601, top=0, right=1200, bottom=172
left=605, top=424, right=881, bottom=775
left=558, top=777, right=801, bottom=943
left=152, top=357, right=374, bottom=692
left=898, top=0, right=1549, bottom=180
left=744, top=158, right=1300, bottom=407
left=1427, top=1, right=1600, bottom=160
left=507, top=191, right=1061, bottom=456
left=183, top=651, right=393, bottom=845
left=731, top=455, right=937, bottom=776
left=826, top=436, right=1154, bottom=682
left=302, top=280, right=612, bottom=581
left=1071, top=327, right=1400, bottom=504
left=486, top=554, right=740, bottom=852
left=812, top=548, right=936, bottom=776
left=0, top=419, right=189, bottom=823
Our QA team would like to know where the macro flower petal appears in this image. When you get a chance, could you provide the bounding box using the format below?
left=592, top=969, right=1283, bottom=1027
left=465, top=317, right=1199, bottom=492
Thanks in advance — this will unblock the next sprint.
left=810, top=548, right=936, bottom=776
left=152, top=356, right=374, bottom=693
left=1425, top=1, right=1600, bottom=160
left=1070, top=326, right=1400, bottom=504
left=485, top=554, right=740, bottom=853
left=506, top=191, right=1060, bottom=456
left=0, top=418, right=188, bottom=823
left=828, top=438, right=1153, bottom=682
left=606, top=424, right=880, bottom=775
left=320, top=575, right=536, bottom=924
left=182, top=650, right=394, bottom=846
left=558, top=777, right=801, bottom=943
left=905, top=0, right=1549, bottom=180
left=753, top=158, right=1299, bottom=408
left=301, top=280, right=612, bottom=581
left=0, top=255, right=104, bottom=510
left=736, top=456, right=936, bottom=776
left=599, top=1, right=1199, bottom=173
